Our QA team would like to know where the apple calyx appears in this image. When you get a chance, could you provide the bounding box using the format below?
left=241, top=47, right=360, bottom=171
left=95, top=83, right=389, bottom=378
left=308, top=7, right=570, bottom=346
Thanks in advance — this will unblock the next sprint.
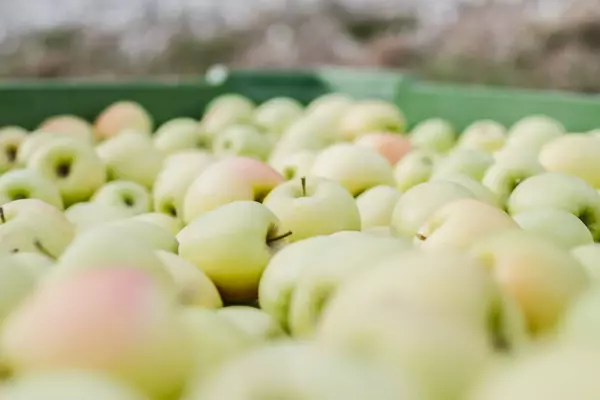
left=267, top=231, right=293, bottom=245
left=300, top=177, right=307, bottom=197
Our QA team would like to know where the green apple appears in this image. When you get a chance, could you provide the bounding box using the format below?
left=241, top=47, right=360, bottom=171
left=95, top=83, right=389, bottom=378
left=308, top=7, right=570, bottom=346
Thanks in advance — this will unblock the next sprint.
left=91, top=180, right=151, bottom=216
left=0, top=254, right=39, bottom=326
left=162, top=149, right=216, bottom=170
left=432, top=173, right=501, bottom=207
left=458, top=120, right=507, bottom=153
left=27, top=138, right=107, bottom=206
left=200, top=94, right=255, bottom=136
left=305, top=93, right=354, bottom=123
left=10, top=251, right=54, bottom=278
left=409, top=118, right=456, bottom=153
left=393, top=149, right=436, bottom=192
left=391, top=180, right=474, bottom=239
left=355, top=185, right=402, bottom=229
left=270, top=150, right=317, bottom=180
left=154, top=117, right=207, bottom=155
left=262, top=177, right=361, bottom=242
left=431, top=148, right=494, bottom=181
left=38, top=114, right=95, bottom=143
left=16, top=131, right=72, bottom=166
left=571, top=243, right=600, bottom=280
left=94, top=101, right=153, bottom=140
left=513, top=208, right=593, bottom=249
left=65, top=202, right=132, bottom=232
left=216, top=306, right=285, bottom=343
left=155, top=250, right=222, bottom=309
left=0, top=169, right=63, bottom=209
left=507, top=172, right=600, bottom=240
left=96, top=130, right=164, bottom=189
left=310, top=143, right=395, bottom=196
left=99, top=219, right=178, bottom=253
left=212, top=124, right=271, bottom=160
left=178, top=201, right=289, bottom=304
left=269, top=116, right=336, bottom=161
left=0, top=126, right=28, bottom=173
left=253, top=97, right=304, bottom=135
left=505, top=114, right=565, bottom=151
left=558, top=285, right=600, bottom=344
left=469, top=230, right=590, bottom=336
left=338, top=99, right=406, bottom=141
left=133, top=212, right=183, bottom=236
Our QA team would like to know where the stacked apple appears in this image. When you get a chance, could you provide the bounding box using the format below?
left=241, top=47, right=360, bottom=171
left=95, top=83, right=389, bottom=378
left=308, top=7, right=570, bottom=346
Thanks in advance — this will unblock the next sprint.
left=0, top=91, right=599, bottom=400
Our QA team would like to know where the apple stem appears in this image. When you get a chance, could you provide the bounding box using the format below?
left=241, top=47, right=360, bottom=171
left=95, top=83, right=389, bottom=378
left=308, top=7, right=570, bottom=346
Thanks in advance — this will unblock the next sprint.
left=267, top=231, right=293, bottom=244
left=415, top=232, right=427, bottom=241
left=300, top=177, right=307, bottom=197
left=34, top=240, right=54, bottom=260
left=0, top=207, right=5, bottom=223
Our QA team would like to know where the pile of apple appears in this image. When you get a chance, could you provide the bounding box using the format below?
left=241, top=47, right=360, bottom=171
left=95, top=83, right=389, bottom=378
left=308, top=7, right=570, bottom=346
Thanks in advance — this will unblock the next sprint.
left=1, top=91, right=600, bottom=400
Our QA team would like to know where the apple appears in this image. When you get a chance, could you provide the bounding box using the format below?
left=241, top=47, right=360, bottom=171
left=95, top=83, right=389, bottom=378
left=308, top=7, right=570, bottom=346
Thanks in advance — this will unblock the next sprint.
left=92, top=180, right=152, bottom=216
left=304, top=92, right=354, bottom=123
left=393, top=149, right=436, bottom=192
left=269, top=116, right=336, bottom=161
left=507, top=172, right=600, bottom=240
left=178, top=201, right=290, bottom=303
left=182, top=157, right=284, bottom=224
left=99, top=219, right=178, bottom=253
left=270, top=150, right=317, bottom=180
left=16, top=131, right=75, bottom=166
left=571, top=243, right=600, bottom=280
left=469, top=230, right=590, bottom=336
left=0, top=169, right=63, bottom=210
left=310, top=143, right=395, bottom=196
left=505, top=114, right=565, bottom=151
left=338, top=99, right=406, bottom=141
left=200, top=94, right=255, bottom=137
left=409, top=118, right=456, bottom=153
left=0, top=126, right=28, bottom=173
left=513, top=208, right=594, bottom=249
left=10, top=251, right=54, bottom=278
left=162, top=149, right=216, bottom=171
left=539, top=134, right=600, bottom=189
left=355, top=132, right=412, bottom=165
left=96, top=130, right=164, bottom=189
left=362, top=226, right=394, bottom=237
left=38, top=114, right=95, bottom=143
left=133, top=213, right=183, bottom=236
left=458, top=120, right=507, bottom=153
left=0, top=267, right=193, bottom=399
left=262, top=177, right=361, bottom=242
left=432, top=173, right=501, bottom=207
left=0, top=254, right=39, bottom=326
left=355, top=185, right=402, bottom=229
left=155, top=250, right=222, bottom=309
left=216, top=306, right=285, bottom=343
left=65, top=202, right=132, bottom=232
left=431, top=149, right=494, bottom=181
left=416, top=198, right=519, bottom=251
left=212, top=124, right=272, bottom=160
left=253, top=97, right=304, bottom=135
left=26, top=138, right=106, bottom=206
left=391, top=180, right=474, bottom=239
left=94, top=101, right=153, bottom=140
left=558, top=285, right=600, bottom=345
left=154, top=117, right=209, bottom=155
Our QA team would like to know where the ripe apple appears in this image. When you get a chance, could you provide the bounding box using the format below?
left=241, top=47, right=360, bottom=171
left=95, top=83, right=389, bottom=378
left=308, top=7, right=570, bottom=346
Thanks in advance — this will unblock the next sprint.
left=505, top=114, right=565, bottom=151
left=96, top=130, right=164, bottom=189
left=431, top=148, right=494, bottom=181
left=262, top=177, right=361, bottom=242
left=338, top=99, right=406, bottom=141
left=38, top=114, right=95, bottom=143
left=507, top=172, right=600, bottom=240
left=571, top=243, right=600, bottom=281
left=16, top=131, right=74, bottom=166
left=253, top=97, right=304, bottom=135
left=178, top=201, right=289, bottom=303
left=355, top=132, right=412, bottom=165
left=162, top=149, right=216, bottom=170
left=393, top=149, right=436, bottom=192
left=310, top=143, right=395, bottom=196
left=355, top=185, right=402, bottom=229
left=469, top=230, right=590, bottom=336
left=182, top=157, right=284, bottom=224
left=0, top=126, right=28, bottom=173
left=99, top=219, right=178, bottom=253
left=212, top=124, right=272, bottom=160
left=65, top=202, right=132, bottom=232
left=269, top=116, right=336, bottom=161
left=200, top=94, right=255, bottom=136
left=513, top=208, right=593, bottom=249
left=153, top=117, right=208, bottom=155
left=27, top=138, right=107, bottom=206
left=409, top=118, right=456, bottom=153
left=92, top=180, right=151, bottom=216
left=133, top=212, right=183, bottom=236
left=304, top=92, right=354, bottom=123
left=0, top=169, right=63, bottom=209
left=458, top=120, right=507, bottom=153
left=270, top=150, right=317, bottom=180
left=391, top=180, right=474, bottom=239
left=216, top=306, right=285, bottom=343
left=94, top=101, right=153, bottom=140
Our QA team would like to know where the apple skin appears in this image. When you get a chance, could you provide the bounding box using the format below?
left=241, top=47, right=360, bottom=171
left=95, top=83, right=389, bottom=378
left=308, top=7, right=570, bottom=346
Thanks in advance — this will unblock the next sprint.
left=38, top=114, right=95, bottom=144
left=0, top=254, right=39, bottom=326
left=338, top=100, right=406, bottom=141
left=391, top=180, right=474, bottom=239
left=212, top=124, right=272, bottom=161
left=16, top=131, right=74, bottom=167
left=27, top=138, right=107, bottom=206
left=10, top=251, right=54, bottom=279
left=216, top=306, right=285, bottom=343
left=505, top=114, right=565, bottom=152
left=355, top=132, right=412, bottom=165
left=539, top=134, right=600, bottom=189
left=182, top=157, right=284, bottom=224
left=0, top=126, right=28, bottom=173
left=458, top=120, right=507, bottom=153
left=94, top=101, right=153, bottom=140
left=269, top=116, right=336, bottom=161
left=469, top=230, right=590, bottom=336
left=305, top=93, right=354, bottom=123
left=178, top=201, right=289, bottom=304
left=431, top=149, right=494, bottom=181
left=0, top=169, right=64, bottom=210
left=557, top=286, right=600, bottom=345
left=355, top=185, right=402, bottom=229
left=432, top=173, right=501, bottom=207
left=92, top=180, right=152, bottom=216
left=513, top=208, right=594, bottom=249
left=270, top=150, right=317, bottom=181
left=253, top=97, right=304, bottom=135
left=571, top=243, right=600, bottom=281
left=507, top=172, right=600, bottom=241
left=0, top=267, right=193, bottom=400
left=99, top=219, right=178, bottom=253
left=409, top=118, right=456, bottom=153
left=154, top=117, right=207, bottom=155
left=393, top=149, right=437, bottom=192
left=200, top=94, right=255, bottom=137
left=133, top=213, right=183, bottom=236
left=262, top=177, right=361, bottom=242
left=310, top=143, right=395, bottom=196
left=65, top=202, right=133, bottom=232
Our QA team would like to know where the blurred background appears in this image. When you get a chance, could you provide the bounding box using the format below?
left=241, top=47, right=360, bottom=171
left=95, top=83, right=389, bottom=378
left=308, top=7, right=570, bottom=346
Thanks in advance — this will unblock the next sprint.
left=1, top=0, right=599, bottom=92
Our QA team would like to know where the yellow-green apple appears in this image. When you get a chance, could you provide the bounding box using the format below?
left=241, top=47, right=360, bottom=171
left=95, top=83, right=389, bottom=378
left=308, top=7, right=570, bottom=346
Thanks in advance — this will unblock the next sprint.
left=416, top=198, right=519, bottom=251
left=216, top=306, right=285, bottom=343
left=10, top=251, right=54, bottom=278
left=133, top=213, right=183, bottom=236
left=507, top=172, right=600, bottom=240
left=355, top=132, right=412, bottom=165
left=182, top=157, right=284, bottom=224
left=432, top=173, right=500, bottom=207
left=99, top=219, right=178, bottom=253
left=96, top=130, right=164, bottom=189
left=0, top=254, right=39, bottom=326
left=0, top=169, right=63, bottom=209
left=310, top=143, right=395, bottom=196
left=155, top=250, right=222, bottom=309
left=269, top=116, right=335, bottom=161
left=178, top=201, right=289, bottom=303
left=571, top=243, right=600, bottom=280
left=253, top=97, right=304, bottom=135
left=338, top=100, right=406, bottom=141
left=153, top=117, right=207, bottom=155
left=262, top=177, right=361, bottom=242
left=0, top=370, right=149, bottom=400
left=505, top=114, right=565, bottom=151
left=162, top=149, right=216, bottom=170
left=65, top=202, right=132, bottom=232
left=38, top=114, right=95, bottom=143
left=469, top=230, right=590, bottom=336
left=458, top=120, right=507, bottom=153
left=557, top=286, right=600, bottom=344
left=270, top=150, right=317, bottom=180
left=305, top=92, right=354, bottom=123
left=393, top=149, right=436, bottom=192
left=355, top=185, right=402, bottom=229
left=200, top=94, right=255, bottom=137
left=0, top=268, right=193, bottom=399
left=212, top=124, right=271, bottom=160
left=431, top=149, right=494, bottom=181
left=409, top=118, right=456, bottom=153
left=391, top=180, right=474, bottom=239
left=513, top=208, right=593, bottom=249
left=94, top=101, right=153, bottom=140
left=362, top=226, right=394, bottom=237
left=0, top=126, right=28, bottom=173
left=539, top=134, right=600, bottom=189
left=91, top=180, right=151, bottom=216
left=27, top=138, right=107, bottom=206
left=16, top=131, right=73, bottom=166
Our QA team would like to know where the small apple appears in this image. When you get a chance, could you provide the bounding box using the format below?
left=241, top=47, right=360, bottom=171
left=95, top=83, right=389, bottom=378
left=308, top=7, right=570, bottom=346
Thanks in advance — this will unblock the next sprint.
left=409, top=118, right=456, bottom=153
left=201, top=94, right=255, bottom=136
left=133, top=212, right=183, bottom=236
left=38, top=114, right=95, bottom=143
left=262, top=177, right=361, bottom=242
left=154, top=117, right=208, bottom=155
left=16, top=131, right=76, bottom=166
left=0, top=126, right=28, bottom=173
left=393, top=149, right=437, bottom=192
left=338, top=99, right=406, bottom=141
left=212, top=124, right=272, bottom=160
left=216, top=306, right=285, bottom=343
left=571, top=243, right=600, bottom=280
left=304, top=93, right=354, bottom=123
left=431, top=148, right=494, bottom=181
left=458, top=120, right=507, bottom=153
left=65, top=202, right=132, bottom=232
left=505, top=114, right=565, bottom=151
left=432, top=173, right=501, bottom=207
left=178, top=201, right=290, bottom=303
left=253, top=97, right=304, bottom=135
left=270, top=150, right=317, bottom=180
left=0, top=169, right=63, bottom=210
left=269, top=116, right=336, bottom=161
left=99, top=219, right=178, bottom=253
left=355, top=132, right=412, bottom=165
left=355, top=185, right=402, bottom=229
left=513, top=208, right=593, bottom=249
left=94, top=101, right=153, bottom=140
left=92, top=180, right=152, bottom=216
